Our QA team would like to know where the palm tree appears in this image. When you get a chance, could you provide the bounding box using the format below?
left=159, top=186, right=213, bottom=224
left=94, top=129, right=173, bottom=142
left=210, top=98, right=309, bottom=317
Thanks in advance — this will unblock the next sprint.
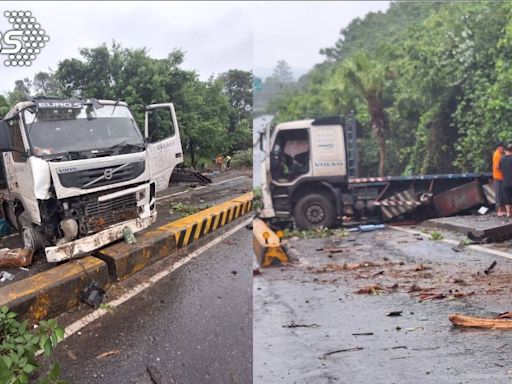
left=334, top=53, right=388, bottom=176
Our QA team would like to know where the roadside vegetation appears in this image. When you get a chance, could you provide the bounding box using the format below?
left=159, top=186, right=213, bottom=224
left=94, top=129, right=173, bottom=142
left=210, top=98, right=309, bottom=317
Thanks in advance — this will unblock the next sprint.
left=259, top=2, right=512, bottom=177
left=0, top=306, right=65, bottom=384
left=169, top=202, right=211, bottom=217
left=282, top=227, right=348, bottom=240
left=0, top=45, right=252, bottom=169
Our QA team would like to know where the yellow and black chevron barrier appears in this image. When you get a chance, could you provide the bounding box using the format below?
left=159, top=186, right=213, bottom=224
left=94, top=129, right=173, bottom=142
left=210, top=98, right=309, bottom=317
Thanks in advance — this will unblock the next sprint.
left=160, top=192, right=253, bottom=249
left=253, top=218, right=288, bottom=267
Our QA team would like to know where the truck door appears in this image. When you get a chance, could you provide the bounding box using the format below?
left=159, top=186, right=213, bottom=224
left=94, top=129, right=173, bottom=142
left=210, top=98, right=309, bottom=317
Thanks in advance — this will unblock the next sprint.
left=145, top=103, right=183, bottom=192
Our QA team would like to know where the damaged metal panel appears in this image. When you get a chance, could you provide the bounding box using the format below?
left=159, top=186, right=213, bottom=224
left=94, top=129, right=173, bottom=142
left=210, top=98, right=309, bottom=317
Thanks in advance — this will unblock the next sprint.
left=432, top=180, right=485, bottom=217
left=482, top=183, right=496, bottom=205
left=375, top=189, right=423, bottom=220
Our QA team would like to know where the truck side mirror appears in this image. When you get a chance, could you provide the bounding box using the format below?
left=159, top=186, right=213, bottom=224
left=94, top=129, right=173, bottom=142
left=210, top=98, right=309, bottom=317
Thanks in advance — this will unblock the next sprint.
left=0, top=120, right=13, bottom=152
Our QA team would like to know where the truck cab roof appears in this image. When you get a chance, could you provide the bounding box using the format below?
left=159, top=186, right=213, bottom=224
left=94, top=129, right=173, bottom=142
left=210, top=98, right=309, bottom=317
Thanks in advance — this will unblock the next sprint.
left=275, top=116, right=344, bottom=131
left=4, top=99, right=129, bottom=120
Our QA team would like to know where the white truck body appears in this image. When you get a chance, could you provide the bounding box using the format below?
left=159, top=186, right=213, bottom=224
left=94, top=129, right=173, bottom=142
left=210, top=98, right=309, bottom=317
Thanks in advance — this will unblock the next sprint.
left=0, top=98, right=183, bottom=262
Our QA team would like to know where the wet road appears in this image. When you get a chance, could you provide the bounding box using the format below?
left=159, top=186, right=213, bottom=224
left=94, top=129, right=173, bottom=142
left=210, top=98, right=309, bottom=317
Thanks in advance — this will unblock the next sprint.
left=45, top=223, right=253, bottom=384
left=254, top=227, right=512, bottom=384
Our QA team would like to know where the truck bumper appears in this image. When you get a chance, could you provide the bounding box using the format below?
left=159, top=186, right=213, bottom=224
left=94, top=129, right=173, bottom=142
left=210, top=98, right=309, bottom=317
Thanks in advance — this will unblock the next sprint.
left=45, top=214, right=155, bottom=263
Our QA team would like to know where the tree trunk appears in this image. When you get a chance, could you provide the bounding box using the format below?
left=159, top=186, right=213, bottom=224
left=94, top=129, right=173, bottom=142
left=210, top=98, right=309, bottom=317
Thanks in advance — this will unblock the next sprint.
left=368, top=99, right=387, bottom=177
left=376, top=133, right=386, bottom=177
left=189, top=139, right=196, bottom=168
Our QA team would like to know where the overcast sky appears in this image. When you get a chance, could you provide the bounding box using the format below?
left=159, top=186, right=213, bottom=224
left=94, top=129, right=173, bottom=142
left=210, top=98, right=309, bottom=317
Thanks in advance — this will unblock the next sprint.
left=0, top=1, right=390, bottom=93
left=253, top=1, right=391, bottom=79
left=0, top=1, right=252, bottom=93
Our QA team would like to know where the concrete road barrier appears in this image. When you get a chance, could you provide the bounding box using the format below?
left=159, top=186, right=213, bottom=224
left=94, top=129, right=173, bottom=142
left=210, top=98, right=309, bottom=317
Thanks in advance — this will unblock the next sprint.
left=160, top=192, right=253, bottom=249
left=0, top=256, right=108, bottom=321
left=252, top=218, right=288, bottom=267
left=97, top=192, right=253, bottom=280
left=0, top=192, right=253, bottom=320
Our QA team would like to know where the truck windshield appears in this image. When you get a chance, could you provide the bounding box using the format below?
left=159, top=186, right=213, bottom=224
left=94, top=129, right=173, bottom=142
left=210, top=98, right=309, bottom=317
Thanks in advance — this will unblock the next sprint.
left=23, top=104, right=145, bottom=158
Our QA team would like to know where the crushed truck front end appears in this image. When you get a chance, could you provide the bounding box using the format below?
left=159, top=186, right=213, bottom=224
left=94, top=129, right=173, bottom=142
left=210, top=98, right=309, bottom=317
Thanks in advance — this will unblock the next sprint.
left=0, top=98, right=182, bottom=262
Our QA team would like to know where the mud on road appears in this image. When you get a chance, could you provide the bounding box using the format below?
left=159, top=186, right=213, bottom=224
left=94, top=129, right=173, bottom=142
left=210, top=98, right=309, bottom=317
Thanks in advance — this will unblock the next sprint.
left=254, top=227, right=512, bottom=384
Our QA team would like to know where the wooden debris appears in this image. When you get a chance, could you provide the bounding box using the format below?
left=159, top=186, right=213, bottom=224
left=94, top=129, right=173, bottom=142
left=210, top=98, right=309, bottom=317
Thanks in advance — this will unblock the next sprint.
left=282, top=322, right=319, bottom=328
left=449, top=314, right=512, bottom=329
left=355, top=284, right=383, bottom=294
left=484, top=261, right=497, bottom=275
left=0, top=248, right=34, bottom=268
left=96, top=349, right=121, bottom=359
left=323, top=346, right=364, bottom=357
left=496, top=312, right=512, bottom=319
left=419, top=293, right=445, bottom=301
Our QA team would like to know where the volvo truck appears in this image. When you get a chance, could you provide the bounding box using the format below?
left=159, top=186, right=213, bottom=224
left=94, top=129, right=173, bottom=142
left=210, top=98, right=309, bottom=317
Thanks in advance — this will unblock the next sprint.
left=258, top=116, right=493, bottom=229
left=0, top=97, right=183, bottom=262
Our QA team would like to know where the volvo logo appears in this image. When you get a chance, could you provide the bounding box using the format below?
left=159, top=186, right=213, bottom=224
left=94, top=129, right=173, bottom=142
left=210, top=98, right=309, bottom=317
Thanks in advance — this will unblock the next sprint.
left=104, top=168, right=114, bottom=180
left=82, top=162, right=132, bottom=188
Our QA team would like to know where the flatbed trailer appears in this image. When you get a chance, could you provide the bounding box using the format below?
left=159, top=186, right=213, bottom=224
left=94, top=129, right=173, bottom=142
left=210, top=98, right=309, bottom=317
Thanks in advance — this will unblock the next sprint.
left=348, top=172, right=493, bottom=222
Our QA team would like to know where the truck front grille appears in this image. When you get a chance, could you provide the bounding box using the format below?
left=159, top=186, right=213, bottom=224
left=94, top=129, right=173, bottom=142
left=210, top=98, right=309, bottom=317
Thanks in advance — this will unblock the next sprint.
left=58, top=161, right=145, bottom=189
left=76, top=192, right=139, bottom=235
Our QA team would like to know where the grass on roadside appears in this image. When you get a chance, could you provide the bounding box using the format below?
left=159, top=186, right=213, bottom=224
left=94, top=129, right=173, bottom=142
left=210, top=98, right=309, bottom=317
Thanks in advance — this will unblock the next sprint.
left=282, top=227, right=349, bottom=240
left=169, top=202, right=211, bottom=218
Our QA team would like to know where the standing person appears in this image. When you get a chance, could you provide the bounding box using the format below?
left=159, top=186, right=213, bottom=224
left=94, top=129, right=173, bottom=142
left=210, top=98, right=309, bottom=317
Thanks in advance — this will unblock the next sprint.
left=499, top=144, right=512, bottom=217
left=215, top=154, right=224, bottom=171
left=225, top=154, right=232, bottom=170
left=493, top=142, right=506, bottom=216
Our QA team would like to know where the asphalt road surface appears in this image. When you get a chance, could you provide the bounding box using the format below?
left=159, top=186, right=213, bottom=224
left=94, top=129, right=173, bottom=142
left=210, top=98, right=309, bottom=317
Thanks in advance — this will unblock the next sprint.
left=254, top=226, right=512, bottom=384
left=43, top=221, right=253, bottom=384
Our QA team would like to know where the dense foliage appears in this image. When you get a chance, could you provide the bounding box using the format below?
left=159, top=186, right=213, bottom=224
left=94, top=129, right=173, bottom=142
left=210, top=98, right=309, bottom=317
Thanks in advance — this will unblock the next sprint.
left=0, top=306, right=65, bottom=384
left=1, top=44, right=252, bottom=167
left=269, top=2, right=512, bottom=176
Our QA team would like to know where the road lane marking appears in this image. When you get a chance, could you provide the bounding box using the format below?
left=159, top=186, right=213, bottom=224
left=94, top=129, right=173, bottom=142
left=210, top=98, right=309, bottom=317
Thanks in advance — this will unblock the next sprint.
left=213, top=175, right=246, bottom=185
left=63, top=217, right=252, bottom=340
left=155, top=176, right=247, bottom=202
left=389, top=225, right=512, bottom=260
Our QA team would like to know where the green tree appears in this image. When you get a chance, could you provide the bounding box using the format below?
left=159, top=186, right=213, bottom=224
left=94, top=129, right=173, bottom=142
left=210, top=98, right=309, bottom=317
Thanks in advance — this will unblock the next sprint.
left=272, top=60, right=294, bottom=84
left=333, top=53, right=388, bottom=176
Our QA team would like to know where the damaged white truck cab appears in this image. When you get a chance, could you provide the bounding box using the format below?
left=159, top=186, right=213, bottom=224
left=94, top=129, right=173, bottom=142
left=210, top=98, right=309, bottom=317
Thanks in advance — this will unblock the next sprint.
left=0, top=98, right=183, bottom=262
left=259, top=116, right=349, bottom=229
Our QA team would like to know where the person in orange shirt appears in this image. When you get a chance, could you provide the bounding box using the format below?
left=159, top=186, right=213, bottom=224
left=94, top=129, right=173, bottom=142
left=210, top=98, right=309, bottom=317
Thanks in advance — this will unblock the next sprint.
left=493, top=142, right=506, bottom=217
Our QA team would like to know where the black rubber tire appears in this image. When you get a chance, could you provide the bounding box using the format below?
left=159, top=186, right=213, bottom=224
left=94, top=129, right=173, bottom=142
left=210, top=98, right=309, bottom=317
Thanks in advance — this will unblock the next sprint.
left=293, top=193, right=337, bottom=230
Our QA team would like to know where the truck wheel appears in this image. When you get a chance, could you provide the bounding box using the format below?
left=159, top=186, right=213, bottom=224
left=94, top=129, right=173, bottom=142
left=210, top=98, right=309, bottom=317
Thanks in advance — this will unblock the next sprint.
left=294, top=193, right=336, bottom=229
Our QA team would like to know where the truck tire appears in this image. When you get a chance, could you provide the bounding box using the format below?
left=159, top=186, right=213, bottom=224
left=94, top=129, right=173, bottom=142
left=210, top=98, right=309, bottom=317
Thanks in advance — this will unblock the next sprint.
left=293, top=193, right=336, bottom=229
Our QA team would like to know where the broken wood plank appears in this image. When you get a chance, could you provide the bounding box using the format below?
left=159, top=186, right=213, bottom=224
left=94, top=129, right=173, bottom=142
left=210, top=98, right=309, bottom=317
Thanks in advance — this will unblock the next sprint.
left=323, top=346, right=364, bottom=357
left=449, top=314, right=512, bottom=329
left=0, top=248, right=34, bottom=268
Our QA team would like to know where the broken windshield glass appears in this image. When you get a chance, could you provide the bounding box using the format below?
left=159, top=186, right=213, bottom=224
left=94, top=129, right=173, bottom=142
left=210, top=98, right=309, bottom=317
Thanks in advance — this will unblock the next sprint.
left=23, top=105, right=145, bottom=158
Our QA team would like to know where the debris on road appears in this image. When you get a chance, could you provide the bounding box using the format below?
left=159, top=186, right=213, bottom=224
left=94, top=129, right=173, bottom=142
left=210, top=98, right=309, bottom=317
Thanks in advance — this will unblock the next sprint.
left=484, top=261, right=497, bottom=275
left=352, top=332, right=374, bottom=336
left=96, top=349, right=121, bottom=359
left=322, top=346, right=364, bottom=358
left=355, top=284, right=383, bottom=294
left=0, top=270, right=14, bottom=282
left=419, top=293, right=446, bottom=301
left=282, top=321, right=319, bottom=328
left=386, top=311, right=403, bottom=317
left=79, top=281, right=106, bottom=308
left=478, top=206, right=489, bottom=215
left=0, top=247, right=34, bottom=268
left=449, top=314, right=512, bottom=329
left=347, top=224, right=385, bottom=233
